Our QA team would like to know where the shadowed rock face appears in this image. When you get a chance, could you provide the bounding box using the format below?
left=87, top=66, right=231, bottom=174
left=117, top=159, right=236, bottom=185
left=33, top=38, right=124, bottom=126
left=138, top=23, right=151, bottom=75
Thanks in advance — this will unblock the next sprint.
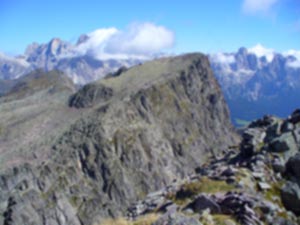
left=0, top=53, right=238, bottom=225
left=68, top=83, right=113, bottom=108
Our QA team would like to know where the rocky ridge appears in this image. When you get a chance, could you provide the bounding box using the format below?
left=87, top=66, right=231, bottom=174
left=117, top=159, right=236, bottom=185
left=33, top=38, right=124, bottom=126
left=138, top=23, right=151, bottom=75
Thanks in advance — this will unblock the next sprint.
left=0, top=69, right=80, bottom=171
left=120, top=110, right=300, bottom=225
left=0, top=53, right=238, bottom=225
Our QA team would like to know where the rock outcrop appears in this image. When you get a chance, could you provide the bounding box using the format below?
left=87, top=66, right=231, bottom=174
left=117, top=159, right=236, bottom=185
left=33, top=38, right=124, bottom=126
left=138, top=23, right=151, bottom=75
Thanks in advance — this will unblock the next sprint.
left=0, top=53, right=238, bottom=225
left=123, top=109, right=300, bottom=225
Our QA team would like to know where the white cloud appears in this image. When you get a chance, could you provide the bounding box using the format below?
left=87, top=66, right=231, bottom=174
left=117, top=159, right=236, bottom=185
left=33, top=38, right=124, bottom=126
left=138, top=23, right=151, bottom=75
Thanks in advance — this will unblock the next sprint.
left=75, top=22, right=175, bottom=59
left=284, top=49, right=300, bottom=68
left=248, top=44, right=275, bottom=62
left=210, top=53, right=235, bottom=64
left=105, top=23, right=174, bottom=55
left=0, top=52, right=30, bottom=67
left=75, top=27, right=118, bottom=56
left=242, top=0, right=278, bottom=14
left=287, top=61, right=300, bottom=68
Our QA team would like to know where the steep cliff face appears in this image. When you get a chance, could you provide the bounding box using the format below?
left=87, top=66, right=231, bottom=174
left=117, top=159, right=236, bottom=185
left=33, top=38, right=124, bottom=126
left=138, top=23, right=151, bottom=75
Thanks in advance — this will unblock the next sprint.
left=0, top=53, right=238, bottom=225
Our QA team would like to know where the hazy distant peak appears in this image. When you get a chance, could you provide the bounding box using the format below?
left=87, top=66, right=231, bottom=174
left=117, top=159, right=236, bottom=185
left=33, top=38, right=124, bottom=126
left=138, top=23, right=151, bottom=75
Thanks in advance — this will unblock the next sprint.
left=237, top=47, right=248, bottom=55
left=47, top=38, right=62, bottom=54
left=76, top=34, right=90, bottom=45
left=24, top=42, right=40, bottom=56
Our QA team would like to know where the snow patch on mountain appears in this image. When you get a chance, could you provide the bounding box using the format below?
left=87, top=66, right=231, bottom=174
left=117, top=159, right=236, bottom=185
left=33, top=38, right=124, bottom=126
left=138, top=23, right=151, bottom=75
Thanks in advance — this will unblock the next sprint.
left=0, top=52, right=30, bottom=68
left=248, top=44, right=275, bottom=62
left=283, top=50, right=300, bottom=68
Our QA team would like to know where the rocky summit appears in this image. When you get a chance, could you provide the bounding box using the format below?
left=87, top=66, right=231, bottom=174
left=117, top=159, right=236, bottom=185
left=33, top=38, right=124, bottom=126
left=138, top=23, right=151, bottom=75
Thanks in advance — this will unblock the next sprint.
left=0, top=53, right=238, bottom=225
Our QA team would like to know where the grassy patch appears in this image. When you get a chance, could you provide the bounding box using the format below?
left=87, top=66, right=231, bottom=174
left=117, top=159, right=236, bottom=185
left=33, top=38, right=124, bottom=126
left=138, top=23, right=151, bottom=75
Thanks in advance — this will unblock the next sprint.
left=235, top=168, right=257, bottom=191
left=182, top=177, right=234, bottom=194
left=264, top=181, right=284, bottom=207
left=212, top=214, right=239, bottom=225
left=200, top=212, right=240, bottom=225
left=167, top=177, right=235, bottom=205
left=99, top=213, right=159, bottom=225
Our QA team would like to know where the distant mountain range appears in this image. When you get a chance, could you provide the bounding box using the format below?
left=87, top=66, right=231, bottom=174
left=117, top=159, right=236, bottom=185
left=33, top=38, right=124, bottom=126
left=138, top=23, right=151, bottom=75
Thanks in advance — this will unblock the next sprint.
left=210, top=45, right=300, bottom=125
left=0, top=36, right=141, bottom=85
left=1, top=36, right=300, bottom=124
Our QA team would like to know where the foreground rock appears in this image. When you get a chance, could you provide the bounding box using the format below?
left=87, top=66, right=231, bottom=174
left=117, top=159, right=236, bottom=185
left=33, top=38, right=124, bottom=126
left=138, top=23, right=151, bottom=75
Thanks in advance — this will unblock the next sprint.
left=0, top=53, right=238, bottom=225
left=124, top=110, right=300, bottom=225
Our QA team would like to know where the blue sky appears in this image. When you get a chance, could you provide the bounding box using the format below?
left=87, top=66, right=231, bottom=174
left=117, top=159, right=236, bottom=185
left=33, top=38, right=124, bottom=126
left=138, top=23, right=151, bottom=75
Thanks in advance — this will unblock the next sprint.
left=0, top=0, right=299, bottom=55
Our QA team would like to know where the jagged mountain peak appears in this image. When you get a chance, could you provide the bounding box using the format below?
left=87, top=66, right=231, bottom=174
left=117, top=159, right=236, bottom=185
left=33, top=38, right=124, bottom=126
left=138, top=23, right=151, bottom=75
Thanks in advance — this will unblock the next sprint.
left=0, top=35, right=143, bottom=85
left=76, top=34, right=90, bottom=45
left=237, top=46, right=248, bottom=55
left=47, top=38, right=66, bottom=55
left=24, top=42, right=40, bottom=55
left=209, top=46, right=300, bottom=125
left=24, top=38, right=68, bottom=57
